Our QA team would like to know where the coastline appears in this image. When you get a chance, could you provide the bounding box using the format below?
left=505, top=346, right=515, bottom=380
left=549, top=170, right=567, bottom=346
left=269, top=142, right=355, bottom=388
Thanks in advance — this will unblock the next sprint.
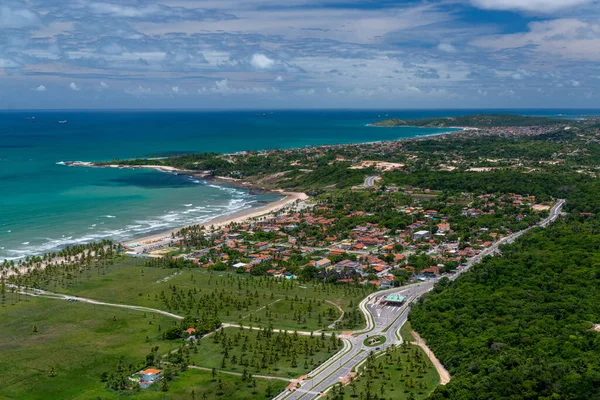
left=55, top=126, right=470, bottom=255
left=64, top=162, right=307, bottom=250
left=123, top=190, right=307, bottom=251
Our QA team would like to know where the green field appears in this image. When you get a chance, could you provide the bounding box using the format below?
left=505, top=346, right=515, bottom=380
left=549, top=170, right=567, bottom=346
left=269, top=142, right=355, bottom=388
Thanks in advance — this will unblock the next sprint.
left=190, top=327, right=342, bottom=378
left=30, top=257, right=372, bottom=332
left=0, top=296, right=178, bottom=399
left=398, top=322, right=415, bottom=343
left=0, top=257, right=375, bottom=399
left=106, top=368, right=286, bottom=400
left=328, top=345, right=440, bottom=400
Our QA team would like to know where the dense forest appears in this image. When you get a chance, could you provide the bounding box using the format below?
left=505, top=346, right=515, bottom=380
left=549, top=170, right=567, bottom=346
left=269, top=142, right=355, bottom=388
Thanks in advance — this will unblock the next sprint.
left=382, top=170, right=592, bottom=203
left=409, top=212, right=600, bottom=399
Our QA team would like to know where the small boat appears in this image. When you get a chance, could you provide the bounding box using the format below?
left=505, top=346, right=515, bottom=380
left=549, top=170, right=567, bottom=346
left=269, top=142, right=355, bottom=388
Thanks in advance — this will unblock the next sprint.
left=58, top=120, right=68, bottom=124
left=25, top=116, right=36, bottom=120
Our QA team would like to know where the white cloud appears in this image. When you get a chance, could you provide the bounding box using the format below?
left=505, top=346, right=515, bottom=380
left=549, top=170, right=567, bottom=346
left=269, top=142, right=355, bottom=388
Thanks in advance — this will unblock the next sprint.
left=251, top=53, right=275, bottom=69
left=172, top=86, right=180, bottom=93
left=0, top=58, right=20, bottom=68
left=134, top=5, right=451, bottom=45
left=437, top=43, right=457, bottom=53
left=100, top=81, right=109, bottom=89
left=33, top=85, right=46, bottom=92
left=469, top=0, right=591, bottom=13
left=275, top=75, right=284, bottom=82
left=571, top=80, right=581, bottom=87
left=295, top=88, right=315, bottom=95
left=88, top=2, right=160, bottom=18
left=0, top=4, right=40, bottom=28
left=214, top=79, right=231, bottom=92
left=125, top=85, right=152, bottom=95
left=199, top=79, right=274, bottom=95
left=69, top=82, right=81, bottom=91
left=473, top=19, right=600, bottom=61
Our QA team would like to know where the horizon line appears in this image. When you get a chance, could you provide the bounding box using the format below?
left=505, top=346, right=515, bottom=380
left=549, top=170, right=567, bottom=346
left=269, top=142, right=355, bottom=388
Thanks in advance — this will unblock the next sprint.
left=2, top=107, right=600, bottom=112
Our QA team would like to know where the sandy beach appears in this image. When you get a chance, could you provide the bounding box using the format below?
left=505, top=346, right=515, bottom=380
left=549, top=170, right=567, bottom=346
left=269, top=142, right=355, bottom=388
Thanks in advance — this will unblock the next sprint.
left=64, top=161, right=205, bottom=175
left=124, top=191, right=308, bottom=252
left=61, top=161, right=308, bottom=252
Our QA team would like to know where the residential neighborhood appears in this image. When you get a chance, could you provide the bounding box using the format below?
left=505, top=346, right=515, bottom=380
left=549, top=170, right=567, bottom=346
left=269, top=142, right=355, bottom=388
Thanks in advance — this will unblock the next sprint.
left=129, top=189, right=548, bottom=290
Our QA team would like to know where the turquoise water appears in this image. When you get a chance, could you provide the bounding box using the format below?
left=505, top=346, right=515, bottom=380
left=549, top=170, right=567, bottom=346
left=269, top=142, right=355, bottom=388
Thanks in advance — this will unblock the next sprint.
left=3, top=109, right=585, bottom=260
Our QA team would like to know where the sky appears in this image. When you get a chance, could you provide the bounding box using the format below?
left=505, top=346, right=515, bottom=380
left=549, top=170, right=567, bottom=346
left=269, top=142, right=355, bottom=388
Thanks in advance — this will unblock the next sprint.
left=1, top=0, right=599, bottom=109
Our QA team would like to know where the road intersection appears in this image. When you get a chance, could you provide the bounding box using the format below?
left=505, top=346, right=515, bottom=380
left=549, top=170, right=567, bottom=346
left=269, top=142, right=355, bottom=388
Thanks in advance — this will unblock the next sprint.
left=8, top=199, right=565, bottom=400
left=276, top=199, right=565, bottom=400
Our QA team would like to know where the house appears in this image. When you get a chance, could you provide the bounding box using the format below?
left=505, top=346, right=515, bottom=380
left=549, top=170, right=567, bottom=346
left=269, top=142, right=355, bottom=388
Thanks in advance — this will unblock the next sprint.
left=420, top=266, right=441, bottom=277
left=315, top=258, right=332, bottom=268
left=437, top=222, right=450, bottom=232
left=254, top=242, right=270, bottom=250
left=412, top=230, right=430, bottom=240
left=233, top=262, right=248, bottom=269
left=334, top=259, right=361, bottom=273
left=139, top=368, right=162, bottom=389
left=185, top=327, right=197, bottom=335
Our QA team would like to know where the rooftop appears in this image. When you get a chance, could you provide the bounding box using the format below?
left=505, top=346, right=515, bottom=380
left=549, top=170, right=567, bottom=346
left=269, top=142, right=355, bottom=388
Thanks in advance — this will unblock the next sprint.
left=385, top=294, right=406, bottom=303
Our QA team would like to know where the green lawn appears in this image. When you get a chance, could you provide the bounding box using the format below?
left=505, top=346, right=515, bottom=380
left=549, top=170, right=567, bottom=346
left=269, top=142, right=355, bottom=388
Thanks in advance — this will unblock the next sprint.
left=399, top=322, right=415, bottom=343
left=329, top=345, right=440, bottom=400
left=363, top=335, right=386, bottom=348
left=0, top=296, right=179, bottom=400
left=0, top=258, right=376, bottom=398
left=73, top=368, right=287, bottom=400
left=189, top=327, right=342, bottom=378
left=32, top=258, right=373, bottom=332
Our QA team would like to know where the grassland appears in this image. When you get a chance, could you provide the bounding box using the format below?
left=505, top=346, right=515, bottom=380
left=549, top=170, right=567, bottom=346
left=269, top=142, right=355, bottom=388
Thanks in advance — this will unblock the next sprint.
left=328, top=345, right=440, bottom=400
left=399, top=321, right=415, bottom=343
left=104, top=368, right=286, bottom=400
left=190, top=327, right=341, bottom=378
left=0, top=296, right=178, bottom=400
left=32, top=257, right=373, bottom=332
left=0, top=257, right=375, bottom=399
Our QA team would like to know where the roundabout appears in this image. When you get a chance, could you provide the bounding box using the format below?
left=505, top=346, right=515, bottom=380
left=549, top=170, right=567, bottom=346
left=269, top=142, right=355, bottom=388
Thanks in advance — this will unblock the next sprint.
left=363, top=335, right=386, bottom=348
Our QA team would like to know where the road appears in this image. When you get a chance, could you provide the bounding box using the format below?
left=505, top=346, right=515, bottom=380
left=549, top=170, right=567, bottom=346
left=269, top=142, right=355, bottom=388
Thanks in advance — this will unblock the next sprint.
left=276, top=199, right=565, bottom=400
left=364, top=176, right=379, bottom=188
left=9, top=200, right=565, bottom=400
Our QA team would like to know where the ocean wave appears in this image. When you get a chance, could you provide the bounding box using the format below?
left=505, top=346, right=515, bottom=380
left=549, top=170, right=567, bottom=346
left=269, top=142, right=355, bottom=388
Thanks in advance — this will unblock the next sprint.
left=0, top=195, right=264, bottom=261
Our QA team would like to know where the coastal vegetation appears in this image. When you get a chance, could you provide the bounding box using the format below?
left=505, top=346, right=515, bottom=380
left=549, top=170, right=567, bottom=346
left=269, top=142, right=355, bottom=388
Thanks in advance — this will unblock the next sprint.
left=82, top=113, right=600, bottom=195
left=188, top=327, right=342, bottom=378
left=9, top=257, right=372, bottom=332
left=3, top=113, right=600, bottom=399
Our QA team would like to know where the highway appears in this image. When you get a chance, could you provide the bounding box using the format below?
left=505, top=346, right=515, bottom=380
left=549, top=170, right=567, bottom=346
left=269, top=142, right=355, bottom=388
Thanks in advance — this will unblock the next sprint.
left=364, top=176, right=379, bottom=188
left=275, top=199, right=565, bottom=400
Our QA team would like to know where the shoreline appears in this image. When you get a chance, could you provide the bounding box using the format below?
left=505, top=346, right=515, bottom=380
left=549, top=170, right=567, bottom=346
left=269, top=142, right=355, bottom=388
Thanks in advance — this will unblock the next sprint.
left=61, top=162, right=308, bottom=252
left=54, top=127, right=470, bottom=255
left=123, top=191, right=307, bottom=251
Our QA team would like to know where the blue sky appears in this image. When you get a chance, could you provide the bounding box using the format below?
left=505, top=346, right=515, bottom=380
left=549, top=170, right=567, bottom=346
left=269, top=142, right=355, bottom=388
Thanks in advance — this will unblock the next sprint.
left=1, top=0, right=599, bottom=109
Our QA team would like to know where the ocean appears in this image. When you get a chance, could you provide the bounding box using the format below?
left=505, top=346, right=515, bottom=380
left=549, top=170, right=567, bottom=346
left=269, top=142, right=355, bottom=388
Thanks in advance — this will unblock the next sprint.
left=1, top=109, right=596, bottom=260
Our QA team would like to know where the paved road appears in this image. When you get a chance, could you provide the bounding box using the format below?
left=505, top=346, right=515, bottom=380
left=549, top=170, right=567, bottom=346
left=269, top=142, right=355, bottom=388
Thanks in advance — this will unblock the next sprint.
left=276, top=199, right=565, bottom=400
left=364, top=176, right=378, bottom=188
left=11, top=200, right=565, bottom=400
